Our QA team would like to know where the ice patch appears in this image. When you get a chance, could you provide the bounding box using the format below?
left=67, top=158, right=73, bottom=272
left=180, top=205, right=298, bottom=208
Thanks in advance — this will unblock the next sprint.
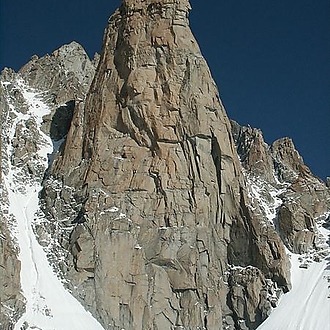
left=246, top=174, right=286, bottom=227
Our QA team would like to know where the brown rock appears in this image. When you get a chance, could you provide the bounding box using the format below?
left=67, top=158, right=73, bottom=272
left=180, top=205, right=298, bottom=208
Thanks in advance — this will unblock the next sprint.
left=271, top=137, right=309, bottom=183
left=231, top=121, right=330, bottom=256
left=43, top=1, right=290, bottom=329
left=231, top=120, right=275, bottom=183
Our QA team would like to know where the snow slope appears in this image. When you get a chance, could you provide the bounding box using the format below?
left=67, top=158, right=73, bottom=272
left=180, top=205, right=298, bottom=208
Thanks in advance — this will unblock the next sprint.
left=2, top=79, right=105, bottom=330
left=257, top=216, right=330, bottom=330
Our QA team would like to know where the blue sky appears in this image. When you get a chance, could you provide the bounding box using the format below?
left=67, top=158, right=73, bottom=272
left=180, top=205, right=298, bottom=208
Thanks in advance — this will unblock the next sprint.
left=1, top=0, right=329, bottom=180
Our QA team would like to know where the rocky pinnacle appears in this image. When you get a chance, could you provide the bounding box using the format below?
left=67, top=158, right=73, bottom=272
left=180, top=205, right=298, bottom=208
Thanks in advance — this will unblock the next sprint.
left=42, top=1, right=293, bottom=329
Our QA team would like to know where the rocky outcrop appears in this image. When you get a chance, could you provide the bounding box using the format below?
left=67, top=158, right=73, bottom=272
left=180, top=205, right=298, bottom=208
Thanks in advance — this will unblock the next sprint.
left=42, top=1, right=290, bottom=329
left=0, top=75, right=25, bottom=329
left=0, top=42, right=96, bottom=328
left=18, top=41, right=97, bottom=140
left=231, top=120, right=330, bottom=254
left=326, top=177, right=330, bottom=187
left=0, top=220, right=25, bottom=329
left=231, top=121, right=275, bottom=184
left=227, top=266, right=279, bottom=330
left=277, top=203, right=315, bottom=253
left=18, top=41, right=96, bottom=105
left=3, top=1, right=327, bottom=329
left=0, top=41, right=96, bottom=186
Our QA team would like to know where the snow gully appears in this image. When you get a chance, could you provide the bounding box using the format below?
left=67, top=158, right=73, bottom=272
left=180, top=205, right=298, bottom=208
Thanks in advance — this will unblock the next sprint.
left=3, top=78, right=105, bottom=330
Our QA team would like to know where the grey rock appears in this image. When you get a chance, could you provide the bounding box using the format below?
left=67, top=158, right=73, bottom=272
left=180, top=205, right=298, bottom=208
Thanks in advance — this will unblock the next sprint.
left=231, top=120, right=275, bottom=183
left=278, top=203, right=315, bottom=253
left=0, top=41, right=96, bottom=327
left=0, top=221, right=25, bottom=329
left=19, top=41, right=95, bottom=104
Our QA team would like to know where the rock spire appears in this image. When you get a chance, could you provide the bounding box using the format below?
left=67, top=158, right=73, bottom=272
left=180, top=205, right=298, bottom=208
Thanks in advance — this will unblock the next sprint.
left=43, top=1, right=290, bottom=329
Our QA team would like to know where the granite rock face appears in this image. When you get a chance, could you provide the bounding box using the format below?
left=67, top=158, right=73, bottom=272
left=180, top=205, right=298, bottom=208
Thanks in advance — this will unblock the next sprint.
left=19, top=41, right=97, bottom=140
left=231, top=120, right=330, bottom=254
left=42, top=1, right=290, bottom=329
left=1, top=1, right=328, bottom=329
left=0, top=74, right=26, bottom=328
left=0, top=41, right=96, bottom=190
left=0, top=219, right=25, bottom=329
left=18, top=41, right=97, bottom=104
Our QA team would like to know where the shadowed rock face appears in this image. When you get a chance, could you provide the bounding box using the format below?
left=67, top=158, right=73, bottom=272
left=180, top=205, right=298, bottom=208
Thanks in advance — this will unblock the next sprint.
left=42, top=1, right=291, bottom=329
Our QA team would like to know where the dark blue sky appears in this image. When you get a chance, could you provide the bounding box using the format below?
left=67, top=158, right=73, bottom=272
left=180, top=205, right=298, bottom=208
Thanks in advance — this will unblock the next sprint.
left=1, top=0, right=329, bottom=180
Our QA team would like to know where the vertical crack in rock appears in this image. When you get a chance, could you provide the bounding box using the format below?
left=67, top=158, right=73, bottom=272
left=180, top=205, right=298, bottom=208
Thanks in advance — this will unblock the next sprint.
left=211, top=134, right=222, bottom=196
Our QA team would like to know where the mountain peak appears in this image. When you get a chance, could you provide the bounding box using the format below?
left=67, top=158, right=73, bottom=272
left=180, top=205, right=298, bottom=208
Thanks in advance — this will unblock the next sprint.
left=0, top=2, right=329, bottom=330
left=116, top=0, right=192, bottom=30
left=121, top=0, right=191, bottom=8
left=44, top=2, right=292, bottom=329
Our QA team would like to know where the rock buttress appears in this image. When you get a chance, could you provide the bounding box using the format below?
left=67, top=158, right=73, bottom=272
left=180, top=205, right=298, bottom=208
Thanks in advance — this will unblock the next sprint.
left=45, top=1, right=290, bottom=329
left=231, top=120, right=330, bottom=255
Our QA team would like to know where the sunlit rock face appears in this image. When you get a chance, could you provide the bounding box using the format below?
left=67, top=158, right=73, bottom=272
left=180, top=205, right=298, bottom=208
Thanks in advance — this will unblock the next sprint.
left=42, top=1, right=291, bottom=329
left=8, top=0, right=330, bottom=329
left=231, top=120, right=330, bottom=255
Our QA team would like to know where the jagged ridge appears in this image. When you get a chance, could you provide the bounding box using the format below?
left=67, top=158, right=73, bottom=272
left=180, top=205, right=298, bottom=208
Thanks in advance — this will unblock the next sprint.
left=0, top=1, right=329, bottom=330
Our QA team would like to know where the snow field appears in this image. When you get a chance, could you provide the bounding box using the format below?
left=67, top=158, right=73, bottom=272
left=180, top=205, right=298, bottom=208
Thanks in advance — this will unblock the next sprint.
left=257, top=216, right=330, bottom=330
left=245, top=173, right=330, bottom=330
